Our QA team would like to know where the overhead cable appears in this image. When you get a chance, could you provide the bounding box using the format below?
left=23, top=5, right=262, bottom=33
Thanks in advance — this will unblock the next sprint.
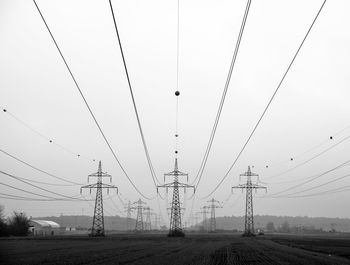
left=1, top=107, right=95, bottom=162
left=192, top=0, right=252, bottom=188
left=33, top=0, right=151, bottom=200
left=202, top=0, right=327, bottom=199
left=0, top=170, right=85, bottom=200
left=108, top=0, right=161, bottom=187
left=0, top=148, right=82, bottom=185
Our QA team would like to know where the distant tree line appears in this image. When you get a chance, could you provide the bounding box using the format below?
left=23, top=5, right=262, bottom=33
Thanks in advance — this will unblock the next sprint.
left=265, top=220, right=329, bottom=234
left=0, top=205, right=31, bottom=237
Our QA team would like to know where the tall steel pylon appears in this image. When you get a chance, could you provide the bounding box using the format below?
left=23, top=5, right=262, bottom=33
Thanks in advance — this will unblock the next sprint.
left=124, top=200, right=133, bottom=231
left=81, top=161, right=118, bottom=237
left=144, top=207, right=152, bottom=231
left=232, top=166, right=266, bottom=237
left=207, top=198, right=222, bottom=233
left=193, top=212, right=200, bottom=229
left=157, top=158, right=195, bottom=237
left=132, top=199, right=146, bottom=232
left=200, top=206, right=209, bottom=232
left=152, top=212, right=160, bottom=230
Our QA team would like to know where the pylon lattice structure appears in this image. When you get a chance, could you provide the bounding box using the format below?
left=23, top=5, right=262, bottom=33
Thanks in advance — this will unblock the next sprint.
left=193, top=212, right=200, bottom=229
left=157, top=158, right=195, bottom=237
left=207, top=198, right=222, bottom=233
left=152, top=212, right=160, bottom=230
left=167, top=203, right=185, bottom=229
left=200, top=206, right=209, bottom=232
left=232, top=166, right=266, bottom=237
left=132, top=199, right=146, bottom=232
left=124, top=200, right=133, bottom=231
left=80, top=161, right=118, bottom=237
left=144, top=207, right=152, bottom=231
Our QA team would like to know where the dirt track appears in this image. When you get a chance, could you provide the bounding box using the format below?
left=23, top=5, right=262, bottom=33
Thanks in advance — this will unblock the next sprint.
left=1, top=233, right=350, bottom=265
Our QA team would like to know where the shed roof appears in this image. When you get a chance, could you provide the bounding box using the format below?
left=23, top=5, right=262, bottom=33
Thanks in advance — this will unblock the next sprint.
left=30, top=220, right=60, bottom=228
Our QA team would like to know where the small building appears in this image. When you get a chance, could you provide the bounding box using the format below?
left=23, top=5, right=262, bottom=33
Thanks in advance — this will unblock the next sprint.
left=29, top=220, right=65, bottom=236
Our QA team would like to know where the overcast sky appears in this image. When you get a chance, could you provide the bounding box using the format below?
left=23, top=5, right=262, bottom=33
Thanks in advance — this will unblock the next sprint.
left=1, top=0, right=350, bottom=223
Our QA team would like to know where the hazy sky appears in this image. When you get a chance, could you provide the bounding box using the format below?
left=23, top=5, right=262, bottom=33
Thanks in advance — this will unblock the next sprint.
left=1, top=0, right=350, bottom=223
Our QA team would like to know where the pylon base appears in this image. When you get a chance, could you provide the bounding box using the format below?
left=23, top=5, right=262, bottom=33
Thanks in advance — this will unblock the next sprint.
left=242, top=231, right=255, bottom=237
left=89, top=232, right=105, bottom=237
left=168, top=230, right=185, bottom=237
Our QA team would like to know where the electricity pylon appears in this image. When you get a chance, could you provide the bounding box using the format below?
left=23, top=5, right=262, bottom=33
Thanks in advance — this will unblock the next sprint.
left=207, top=198, right=222, bottom=233
left=124, top=200, right=133, bottom=231
left=193, top=212, right=200, bottom=229
left=232, top=166, right=266, bottom=237
left=151, top=212, right=160, bottom=230
left=200, top=206, right=209, bottom=232
left=157, top=158, right=195, bottom=237
left=144, top=207, right=152, bottom=231
left=80, top=161, right=118, bottom=237
left=132, top=199, right=146, bottom=232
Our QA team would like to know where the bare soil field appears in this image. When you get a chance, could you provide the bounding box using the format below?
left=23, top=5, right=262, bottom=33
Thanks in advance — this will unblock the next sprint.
left=1, top=233, right=350, bottom=265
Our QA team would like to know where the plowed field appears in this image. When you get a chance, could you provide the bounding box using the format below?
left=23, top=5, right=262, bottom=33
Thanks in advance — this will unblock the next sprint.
left=1, top=233, right=350, bottom=265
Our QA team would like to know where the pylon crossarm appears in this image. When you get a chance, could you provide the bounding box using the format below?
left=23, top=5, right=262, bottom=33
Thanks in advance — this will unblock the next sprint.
left=88, top=172, right=111, bottom=177
left=157, top=183, right=175, bottom=188
left=251, top=184, right=267, bottom=189
left=88, top=173, right=112, bottom=183
left=81, top=183, right=117, bottom=189
left=232, top=184, right=249, bottom=189
left=158, top=182, right=194, bottom=188
left=165, top=170, right=188, bottom=176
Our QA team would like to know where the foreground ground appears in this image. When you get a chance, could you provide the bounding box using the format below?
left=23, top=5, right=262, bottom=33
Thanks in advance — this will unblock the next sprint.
left=1, top=233, right=350, bottom=265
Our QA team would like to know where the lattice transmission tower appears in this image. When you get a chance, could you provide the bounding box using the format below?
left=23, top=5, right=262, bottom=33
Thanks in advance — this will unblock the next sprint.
left=124, top=200, right=133, bottom=231
left=199, top=206, right=209, bottom=232
left=207, top=198, right=222, bottom=233
left=193, top=212, right=200, bottom=229
left=132, top=199, right=146, bottom=232
left=144, top=207, right=152, bottom=231
left=80, top=161, right=118, bottom=237
left=152, top=212, right=160, bottom=230
left=232, top=166, right=266, bottom=237
left=157, top=158, right=195, bottom=237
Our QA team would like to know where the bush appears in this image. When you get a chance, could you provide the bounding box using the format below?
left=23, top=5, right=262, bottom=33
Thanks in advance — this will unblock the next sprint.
left=0, top=205, right=9, bottom=237
left=8, top=212, right=30, bottom=236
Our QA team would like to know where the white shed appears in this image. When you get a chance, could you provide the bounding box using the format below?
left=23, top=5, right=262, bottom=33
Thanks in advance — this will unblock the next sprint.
left=29, top=220, right=65, bottom=236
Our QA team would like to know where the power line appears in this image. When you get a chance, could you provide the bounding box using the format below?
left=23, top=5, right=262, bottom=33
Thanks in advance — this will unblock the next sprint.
left=13, top=175, right=76, bottom=187
left=0, top=192, right=93, bottom=202
left=0, top=148, right=82, bottom=185
left=0, top=170, right=85, bottom=201
left=108, top=0, right=161, bottom=188
left=282, top=172, right=350, bottom=197
left=264, top=159, right=350, bottom=197
left=1, top=107, right=96, bottom=162
left=175, top=0, right=180, bottom=159
left=265, top=184, right=350, bottom=199
left=33, top=0, right=151, bottom=200
left=192, top=0, right=252, bottom=188
left=108, top=195, right=124, bottom=215
left=0, top=181, right=81, bottom=201
left=202, top=0, right=327, bottom=199
left=264, top=134, right=350, bottom=181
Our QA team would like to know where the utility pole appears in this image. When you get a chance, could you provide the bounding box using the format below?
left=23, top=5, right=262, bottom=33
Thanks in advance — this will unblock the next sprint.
left=132, top=199, right=146, bottom=232
left=207, top=198, right=222, bottom=233
left=124, top=200, right=133, bottom=231
left=80, top=161, right=118, bottom=237
left=232, top=166, right=266, bottom=237
left=157, top=158, right=195, bottom=237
